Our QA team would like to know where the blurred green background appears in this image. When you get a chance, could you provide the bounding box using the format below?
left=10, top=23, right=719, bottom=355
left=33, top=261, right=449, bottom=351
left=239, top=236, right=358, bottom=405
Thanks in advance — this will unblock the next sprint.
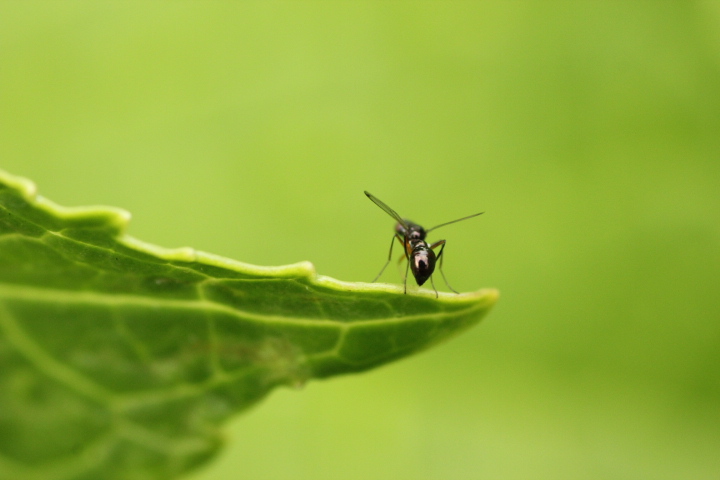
left=2, top=2, right=719, bottom=479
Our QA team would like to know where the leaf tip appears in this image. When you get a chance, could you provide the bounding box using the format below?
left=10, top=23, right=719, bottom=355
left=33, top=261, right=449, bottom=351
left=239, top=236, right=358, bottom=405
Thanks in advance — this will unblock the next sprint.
left=468, top=287, right=500, bottom=304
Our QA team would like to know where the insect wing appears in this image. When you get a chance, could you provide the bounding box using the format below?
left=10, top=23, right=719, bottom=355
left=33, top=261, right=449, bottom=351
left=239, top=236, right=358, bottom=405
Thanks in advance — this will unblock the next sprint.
left=364, top=191, right=408, bottom=228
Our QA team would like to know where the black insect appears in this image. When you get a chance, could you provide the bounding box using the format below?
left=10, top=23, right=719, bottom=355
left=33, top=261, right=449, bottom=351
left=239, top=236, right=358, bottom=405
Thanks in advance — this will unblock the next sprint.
left=364, top=191, right=483, bottom=297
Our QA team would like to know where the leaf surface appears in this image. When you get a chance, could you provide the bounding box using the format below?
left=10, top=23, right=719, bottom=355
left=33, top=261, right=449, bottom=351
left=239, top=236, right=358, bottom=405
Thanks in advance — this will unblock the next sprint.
left=0, top=170, right=497, bottom=480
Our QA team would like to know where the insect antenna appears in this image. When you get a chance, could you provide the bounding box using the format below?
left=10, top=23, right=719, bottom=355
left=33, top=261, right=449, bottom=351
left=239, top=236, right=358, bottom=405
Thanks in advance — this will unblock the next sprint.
left=426, top=212, right=484, bottom=233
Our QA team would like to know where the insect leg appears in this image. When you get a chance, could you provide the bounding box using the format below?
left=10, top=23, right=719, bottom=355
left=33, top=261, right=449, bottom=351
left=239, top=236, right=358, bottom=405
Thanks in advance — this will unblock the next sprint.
left=429, top=273, right=438, bottom=298
left=393, top=245, right=408, bottom=281
left=403, top=253, right=410, bottom=294
left=372, top=234, right=402, bottom=283
left=430, top=239, right=459, bottom=294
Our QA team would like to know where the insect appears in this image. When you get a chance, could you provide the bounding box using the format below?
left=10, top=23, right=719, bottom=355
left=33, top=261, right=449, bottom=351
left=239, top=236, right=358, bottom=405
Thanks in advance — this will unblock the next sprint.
left=364, top=191, right=483, bottom=297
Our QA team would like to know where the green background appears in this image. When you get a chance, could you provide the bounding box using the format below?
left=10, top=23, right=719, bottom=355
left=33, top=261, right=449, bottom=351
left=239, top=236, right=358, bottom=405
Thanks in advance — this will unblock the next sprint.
left=2, top=2, right=719, bottom=479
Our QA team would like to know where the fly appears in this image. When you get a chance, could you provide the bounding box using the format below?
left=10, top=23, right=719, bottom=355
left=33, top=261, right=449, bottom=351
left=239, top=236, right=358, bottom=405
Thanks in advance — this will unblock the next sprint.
left=364, top=191, right=483, bottom=297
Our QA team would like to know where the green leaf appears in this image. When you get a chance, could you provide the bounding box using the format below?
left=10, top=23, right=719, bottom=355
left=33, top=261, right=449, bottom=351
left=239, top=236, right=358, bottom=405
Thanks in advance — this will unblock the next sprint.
left=0, top=169, right=498, bottom=480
